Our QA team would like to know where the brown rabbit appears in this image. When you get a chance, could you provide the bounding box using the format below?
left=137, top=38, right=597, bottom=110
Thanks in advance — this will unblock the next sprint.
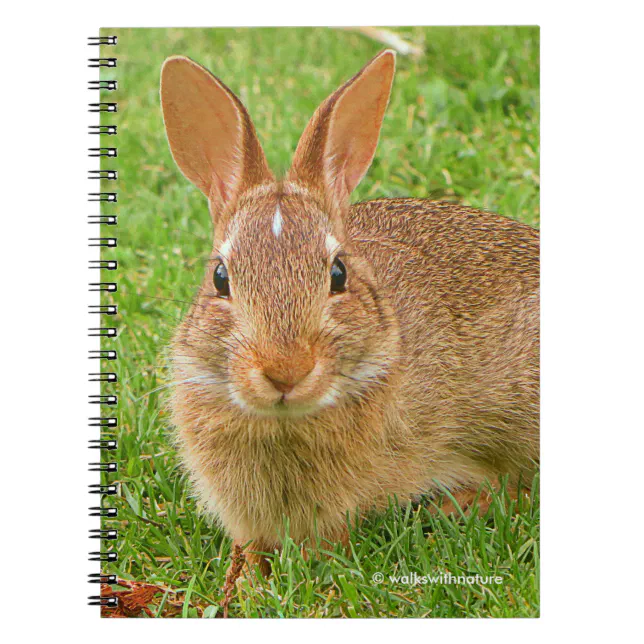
left=161, top=50, right=539, bottom=576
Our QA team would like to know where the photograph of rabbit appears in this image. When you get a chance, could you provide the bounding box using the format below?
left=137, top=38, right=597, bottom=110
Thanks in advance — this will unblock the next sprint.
left=102, top=26, right=540, bottom=618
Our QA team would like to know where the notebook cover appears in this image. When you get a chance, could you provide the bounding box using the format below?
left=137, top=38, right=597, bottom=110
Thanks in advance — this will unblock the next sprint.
left=91, top=26, right=540, bottom=618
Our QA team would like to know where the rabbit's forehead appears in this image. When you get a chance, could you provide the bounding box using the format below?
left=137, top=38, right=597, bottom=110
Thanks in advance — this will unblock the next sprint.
left=222, top=196, right=332, bottom=267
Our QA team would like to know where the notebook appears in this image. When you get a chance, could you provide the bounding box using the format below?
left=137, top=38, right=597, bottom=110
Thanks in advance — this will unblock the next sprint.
left=89, top=26, right=540, bottom=618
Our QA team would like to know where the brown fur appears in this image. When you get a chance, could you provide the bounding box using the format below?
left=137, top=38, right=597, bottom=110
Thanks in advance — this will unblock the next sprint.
left=160, top=51, right=539, bottom=573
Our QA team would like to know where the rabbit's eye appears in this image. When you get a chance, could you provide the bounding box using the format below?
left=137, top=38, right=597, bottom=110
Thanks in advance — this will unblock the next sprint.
left=213, top=262, right=230, bottom=297
left=330, top=257, right=347, bottom=294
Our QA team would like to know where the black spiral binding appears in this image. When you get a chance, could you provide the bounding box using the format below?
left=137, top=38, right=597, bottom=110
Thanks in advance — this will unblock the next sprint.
left=88, top=34, right=119, bottom=610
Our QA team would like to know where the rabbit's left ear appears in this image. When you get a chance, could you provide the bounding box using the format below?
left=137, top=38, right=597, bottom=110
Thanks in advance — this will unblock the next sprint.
left=161, top=56, right=272, bottom=213
left=288, top=50, right=395, bottom=208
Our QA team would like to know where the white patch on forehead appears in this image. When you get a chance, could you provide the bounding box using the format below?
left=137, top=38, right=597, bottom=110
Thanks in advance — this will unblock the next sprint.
left=272, top=204, right=283, bottom=238
left=326, top=233, right=340, bottom=256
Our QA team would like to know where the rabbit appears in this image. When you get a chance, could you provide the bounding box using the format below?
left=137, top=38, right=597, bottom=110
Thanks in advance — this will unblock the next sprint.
left=160, top=50, right=539, bottom=577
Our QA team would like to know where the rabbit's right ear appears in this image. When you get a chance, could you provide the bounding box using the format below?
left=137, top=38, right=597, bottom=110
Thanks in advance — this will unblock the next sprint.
left=288, top=50, right=395, bottom=209
left=161, top=56, right=272, bottom=212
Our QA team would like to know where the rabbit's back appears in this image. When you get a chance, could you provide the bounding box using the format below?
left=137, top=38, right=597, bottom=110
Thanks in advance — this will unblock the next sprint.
left=348, top=198, right=538, bottom=306
left=348, top=198, right=540, bottom=474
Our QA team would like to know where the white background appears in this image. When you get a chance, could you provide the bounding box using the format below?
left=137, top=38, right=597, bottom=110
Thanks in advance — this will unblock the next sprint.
left=1, top=0, right=642, bottom=639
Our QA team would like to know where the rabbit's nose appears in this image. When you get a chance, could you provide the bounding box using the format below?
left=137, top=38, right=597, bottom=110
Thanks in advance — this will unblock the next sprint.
left=264, top=374, right=296, bottom=394
left=263, top=363, right=314, bottom=394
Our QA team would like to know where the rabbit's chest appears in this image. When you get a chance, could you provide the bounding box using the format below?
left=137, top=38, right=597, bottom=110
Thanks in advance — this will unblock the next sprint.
left=204, top=436, right=362, bottom=539
left=187, top=414, right=395, bottom=533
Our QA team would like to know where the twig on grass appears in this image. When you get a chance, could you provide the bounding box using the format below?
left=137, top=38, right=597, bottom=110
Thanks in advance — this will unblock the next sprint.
left=341, top=27, right=424, bottom=58
left=220, top=544, right=245, bottom=618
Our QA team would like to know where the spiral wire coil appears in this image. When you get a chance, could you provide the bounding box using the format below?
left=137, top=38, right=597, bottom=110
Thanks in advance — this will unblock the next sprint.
left=87, top=34, right=119, bottom=610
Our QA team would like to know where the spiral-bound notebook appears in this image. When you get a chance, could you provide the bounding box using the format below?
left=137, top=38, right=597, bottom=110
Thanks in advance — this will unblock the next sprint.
left=90, top=26, right=540, bottom=618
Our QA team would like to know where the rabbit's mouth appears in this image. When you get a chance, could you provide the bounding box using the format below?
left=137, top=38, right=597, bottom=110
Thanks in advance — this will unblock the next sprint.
left=230, top=392, right=336, bottom=418
left=266, top=398, right=333, bottom=418
left=228, top=358, right=341, bottom=418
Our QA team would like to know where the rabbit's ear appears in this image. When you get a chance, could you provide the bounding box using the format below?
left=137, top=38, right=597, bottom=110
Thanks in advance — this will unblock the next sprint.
left=161, top=56, right=272, bottom=210
left=289, top=50, right=395, bottom=208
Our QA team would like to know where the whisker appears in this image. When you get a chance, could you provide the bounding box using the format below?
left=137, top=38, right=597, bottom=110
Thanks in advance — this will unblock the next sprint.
left=127, top=293, right=197, bottom=309
left=175, top=329, right=246, bottom=362
left=172, top=354, right=227, bottom=375
left=121, top=291, right=252, bottom=363
left=150, top=308, right=247, bottom=362
left=323, top=327, right=361, bottom=346
left=338, top=371, right=367, bottom=384
left=343, top=356, right=389, bottom=369
left=134, top=375, right=218, bottom=402
left=227, top=329, right=254, bottom=354
left=314, top=317, right=345, bottom=345
left=120, top=358, right=176, bottom=387
left=333, top=335, right=374, bottom=350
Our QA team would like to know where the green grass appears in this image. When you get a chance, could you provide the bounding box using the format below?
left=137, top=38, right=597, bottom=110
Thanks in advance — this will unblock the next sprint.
left=99, top=26, right=540, bottom=618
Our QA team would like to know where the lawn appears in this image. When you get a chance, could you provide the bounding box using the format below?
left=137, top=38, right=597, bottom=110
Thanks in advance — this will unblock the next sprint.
left=98, top=26, right=540, bottom=618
